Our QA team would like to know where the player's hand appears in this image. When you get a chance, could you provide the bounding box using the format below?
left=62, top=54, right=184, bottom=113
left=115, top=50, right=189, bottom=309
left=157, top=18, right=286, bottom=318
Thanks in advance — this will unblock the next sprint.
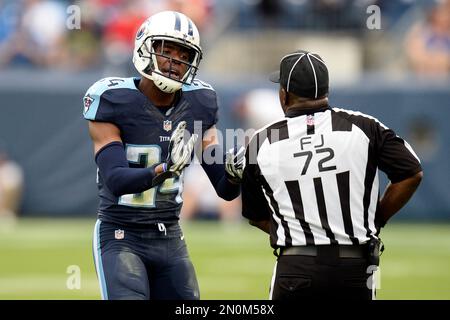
left=152, top=121, right=197, bottom=186
left=166, top=121, right=198, bottom=173
left=225, top=145, right=245, bottom=184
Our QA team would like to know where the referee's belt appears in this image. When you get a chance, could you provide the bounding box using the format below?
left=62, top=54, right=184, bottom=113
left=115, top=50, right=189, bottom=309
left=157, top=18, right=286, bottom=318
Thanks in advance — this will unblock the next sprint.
left=279, top=245, right=367, bottom=258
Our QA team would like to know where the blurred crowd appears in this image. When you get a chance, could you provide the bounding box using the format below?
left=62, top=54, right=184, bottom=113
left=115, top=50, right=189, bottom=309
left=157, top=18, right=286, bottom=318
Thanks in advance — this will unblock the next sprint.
left=237, top=0, right=417, bottom=30
left=0, top=0, right=448, bottom=76
left=0, top=0, right=214, bottom=71
left=404, top=0, right=450, bottom=76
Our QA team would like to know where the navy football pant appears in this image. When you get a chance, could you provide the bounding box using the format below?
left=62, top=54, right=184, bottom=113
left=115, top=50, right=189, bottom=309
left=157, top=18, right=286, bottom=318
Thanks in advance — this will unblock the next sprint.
left=270, top=254, right=374, bottom=300
left=92, top=220, right=199, bottom=300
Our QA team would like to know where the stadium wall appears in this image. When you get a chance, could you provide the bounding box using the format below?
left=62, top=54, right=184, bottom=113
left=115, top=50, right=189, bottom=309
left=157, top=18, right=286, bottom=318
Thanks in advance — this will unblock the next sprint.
left=0, top=72, right=448, bottom=220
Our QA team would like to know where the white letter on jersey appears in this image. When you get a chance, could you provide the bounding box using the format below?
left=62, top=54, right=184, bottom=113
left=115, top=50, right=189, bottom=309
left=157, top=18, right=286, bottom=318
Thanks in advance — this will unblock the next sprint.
left=66, top=265, right=81, bottom=290
left=66, top=5, right=81, bottom=30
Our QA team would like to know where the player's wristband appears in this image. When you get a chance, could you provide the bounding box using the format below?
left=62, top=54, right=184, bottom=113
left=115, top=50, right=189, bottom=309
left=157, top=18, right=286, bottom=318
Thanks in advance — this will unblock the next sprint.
left=162, top=162, right=168, bottom=172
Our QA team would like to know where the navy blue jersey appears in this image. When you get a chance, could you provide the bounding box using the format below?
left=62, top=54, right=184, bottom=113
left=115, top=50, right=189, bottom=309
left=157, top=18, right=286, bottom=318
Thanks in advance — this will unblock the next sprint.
left=83, top=77, right=218, bottom=226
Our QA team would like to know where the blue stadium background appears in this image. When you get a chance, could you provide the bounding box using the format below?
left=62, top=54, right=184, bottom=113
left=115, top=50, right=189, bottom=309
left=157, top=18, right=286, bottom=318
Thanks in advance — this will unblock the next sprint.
left=0, top=71, right=448, bottom=220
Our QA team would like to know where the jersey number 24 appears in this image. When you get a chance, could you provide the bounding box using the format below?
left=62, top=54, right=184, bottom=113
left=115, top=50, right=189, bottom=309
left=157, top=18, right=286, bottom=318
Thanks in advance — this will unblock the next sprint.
left=118, top=145, right=182, bottom=208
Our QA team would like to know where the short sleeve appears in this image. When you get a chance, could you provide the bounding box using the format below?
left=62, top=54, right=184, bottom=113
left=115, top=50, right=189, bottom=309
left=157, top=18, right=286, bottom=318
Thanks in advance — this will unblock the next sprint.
left=335, top=108, right=423, bottom=184
left=83, top=79, right=114, bottom=122
left=241, top=135, right=272, bottom=221
left=182, top=79, right=218, bottom=133
left=201, top=88, right=218, bottom=131
left=83, top=77, right=137, bottom=122
left=241, top=164, right=272, bottom=221
left=376, top=124, right=422, bottom=183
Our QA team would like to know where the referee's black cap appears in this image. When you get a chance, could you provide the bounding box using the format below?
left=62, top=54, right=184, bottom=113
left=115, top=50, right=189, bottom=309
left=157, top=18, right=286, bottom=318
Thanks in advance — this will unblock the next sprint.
left=269, top=50, right=329, bottom=99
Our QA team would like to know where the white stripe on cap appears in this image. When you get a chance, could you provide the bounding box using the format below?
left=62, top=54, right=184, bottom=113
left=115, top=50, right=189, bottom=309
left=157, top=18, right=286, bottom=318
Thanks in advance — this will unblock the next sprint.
left=309, top=54, right=327, bottom=66
left=306, top=53, right=318, bottom=98
left=280, top=52, right=302, bottom=62
left=286, top=53, right=305, bottom=93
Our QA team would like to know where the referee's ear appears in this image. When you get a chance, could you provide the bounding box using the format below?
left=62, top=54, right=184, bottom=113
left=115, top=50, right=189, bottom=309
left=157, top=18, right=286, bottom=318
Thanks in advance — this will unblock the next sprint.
left=279, top=86, right=288, bottom=113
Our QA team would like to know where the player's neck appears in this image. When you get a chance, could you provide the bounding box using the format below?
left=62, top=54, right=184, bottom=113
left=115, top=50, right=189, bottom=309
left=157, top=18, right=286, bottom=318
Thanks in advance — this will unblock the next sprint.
left=138, top=78, right=177, bottom=108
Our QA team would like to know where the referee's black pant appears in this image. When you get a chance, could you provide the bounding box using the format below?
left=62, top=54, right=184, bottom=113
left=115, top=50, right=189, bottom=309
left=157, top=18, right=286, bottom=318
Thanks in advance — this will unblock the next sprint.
left=270, top=245, right=376, bottom=300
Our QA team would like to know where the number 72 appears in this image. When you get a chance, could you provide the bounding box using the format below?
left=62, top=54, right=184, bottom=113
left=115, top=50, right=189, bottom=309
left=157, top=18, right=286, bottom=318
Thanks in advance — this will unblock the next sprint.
left=293, top=147, right=337, bottom=175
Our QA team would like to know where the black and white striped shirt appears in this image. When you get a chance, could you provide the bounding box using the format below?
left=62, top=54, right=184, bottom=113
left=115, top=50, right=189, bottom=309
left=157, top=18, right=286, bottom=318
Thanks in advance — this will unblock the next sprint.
left=241, top=106, right=422, bottom=247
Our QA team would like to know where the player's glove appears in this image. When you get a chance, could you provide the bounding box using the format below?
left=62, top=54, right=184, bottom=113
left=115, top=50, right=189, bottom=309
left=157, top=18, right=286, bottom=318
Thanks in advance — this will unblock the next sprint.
left=225, top=145, right=245, bottom=184
left=167, top=121, right=198, bottom=172
left=152, top=121, right=198, bottom=186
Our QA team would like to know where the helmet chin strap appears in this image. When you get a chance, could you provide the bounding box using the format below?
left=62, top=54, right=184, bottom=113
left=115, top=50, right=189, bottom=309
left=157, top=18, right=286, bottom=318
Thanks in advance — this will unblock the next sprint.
left=152, top=72, right=182, bottom=93
left=136, top=61, right=183, bottom=94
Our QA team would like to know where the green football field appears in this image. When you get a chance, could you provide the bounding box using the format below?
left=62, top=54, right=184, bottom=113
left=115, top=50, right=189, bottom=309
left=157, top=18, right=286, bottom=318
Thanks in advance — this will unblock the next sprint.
left=0, top=218, right=449, bottom=300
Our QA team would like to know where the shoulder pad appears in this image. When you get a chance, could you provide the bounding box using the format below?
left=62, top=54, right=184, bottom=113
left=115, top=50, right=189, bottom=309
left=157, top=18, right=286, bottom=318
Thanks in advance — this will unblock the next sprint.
left=83, top=77, right=137, bottom=120
left=182, top=79, right=215, bottom=92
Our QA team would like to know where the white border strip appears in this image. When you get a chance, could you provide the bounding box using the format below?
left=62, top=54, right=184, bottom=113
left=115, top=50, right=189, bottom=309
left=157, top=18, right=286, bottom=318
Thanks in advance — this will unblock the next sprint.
left=268, top=261, right=278, bottom=300
left=93, top=220, right=108, bottom=300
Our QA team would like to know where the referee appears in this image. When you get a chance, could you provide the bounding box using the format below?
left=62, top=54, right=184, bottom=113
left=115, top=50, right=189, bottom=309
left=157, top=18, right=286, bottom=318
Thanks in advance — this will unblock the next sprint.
left=240, top=50, right=423, bottom=300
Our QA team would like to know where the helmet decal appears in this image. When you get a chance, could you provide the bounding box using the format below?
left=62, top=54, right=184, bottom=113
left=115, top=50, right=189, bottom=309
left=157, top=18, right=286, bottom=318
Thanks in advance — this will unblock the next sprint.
left=187, top=19, right=193, bottom=36
left=174, top=11, right=181, bottom=31
left=136, top=26, right=145, bottom=40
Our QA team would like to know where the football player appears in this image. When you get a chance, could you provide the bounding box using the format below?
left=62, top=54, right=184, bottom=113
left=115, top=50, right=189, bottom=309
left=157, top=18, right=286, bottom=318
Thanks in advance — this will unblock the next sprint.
left=83, top=11, right=241, bottom=300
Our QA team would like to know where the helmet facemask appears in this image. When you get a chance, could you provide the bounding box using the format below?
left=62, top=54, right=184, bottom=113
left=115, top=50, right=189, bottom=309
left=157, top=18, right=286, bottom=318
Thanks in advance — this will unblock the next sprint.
left=137, top=37, right=202, bottom=93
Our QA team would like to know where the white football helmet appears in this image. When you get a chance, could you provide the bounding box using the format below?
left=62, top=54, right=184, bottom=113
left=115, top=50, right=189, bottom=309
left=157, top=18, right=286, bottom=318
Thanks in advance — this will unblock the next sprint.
left=132, top=11, right=202, bottom=93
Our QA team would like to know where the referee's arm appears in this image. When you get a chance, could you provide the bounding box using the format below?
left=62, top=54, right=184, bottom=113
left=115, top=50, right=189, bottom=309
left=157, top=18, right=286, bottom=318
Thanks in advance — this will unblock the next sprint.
left=241, top=163, right=272, bottom=235
left=375, top=125, right=423, bottom=228
left=376, top=171, right=423, bottom=228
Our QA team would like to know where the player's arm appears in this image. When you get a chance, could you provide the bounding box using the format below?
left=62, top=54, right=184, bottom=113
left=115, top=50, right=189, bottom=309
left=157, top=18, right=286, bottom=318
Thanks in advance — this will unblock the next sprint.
left=200, top=126, right=241, bottom=201
left=89, top=121, right=121, bottom=154
left=88, top=121, right=164, bottom=197
left=376, top=171, right=423, bottom=228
